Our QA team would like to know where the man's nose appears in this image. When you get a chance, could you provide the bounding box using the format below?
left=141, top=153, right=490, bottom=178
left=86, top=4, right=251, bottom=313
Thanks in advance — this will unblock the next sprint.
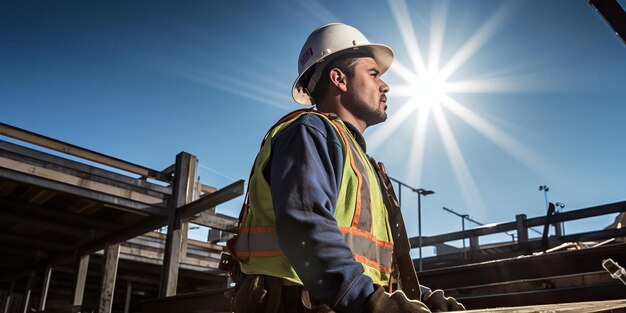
left=380, top=79, right=390, bottom=93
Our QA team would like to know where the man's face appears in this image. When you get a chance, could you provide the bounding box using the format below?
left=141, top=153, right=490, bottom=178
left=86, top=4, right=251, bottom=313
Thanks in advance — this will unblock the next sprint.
left=344, top=57, right=390, bottom=129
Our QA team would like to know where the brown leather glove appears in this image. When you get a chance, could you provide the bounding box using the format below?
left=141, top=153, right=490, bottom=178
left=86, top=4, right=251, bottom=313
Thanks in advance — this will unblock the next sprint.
left=365, top=285, right=432, bottom=313
left=422, top=289, right=465, bottom=312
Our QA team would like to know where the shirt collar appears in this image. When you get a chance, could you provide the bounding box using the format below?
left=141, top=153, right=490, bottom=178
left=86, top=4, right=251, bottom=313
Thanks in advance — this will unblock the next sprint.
left=342, top=120, right=367, bottom=153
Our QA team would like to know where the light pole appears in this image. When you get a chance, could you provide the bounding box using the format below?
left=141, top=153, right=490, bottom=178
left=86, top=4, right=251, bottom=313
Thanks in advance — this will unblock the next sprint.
left=539, top=185, right=549, bottom=210
left=555, top=201, right=566, bottom=235
left=539, top=185, right=565, bottom=236
left=416, top=188, right=434, bottom=272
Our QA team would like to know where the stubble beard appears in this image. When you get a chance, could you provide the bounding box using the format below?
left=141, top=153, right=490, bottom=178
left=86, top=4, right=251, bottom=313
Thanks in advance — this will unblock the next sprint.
left=346, top=90, right=387, bottom=128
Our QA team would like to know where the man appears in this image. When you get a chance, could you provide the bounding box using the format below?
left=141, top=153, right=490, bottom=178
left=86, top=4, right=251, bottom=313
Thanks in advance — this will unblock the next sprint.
left=227, top=23, right=464, bottom=313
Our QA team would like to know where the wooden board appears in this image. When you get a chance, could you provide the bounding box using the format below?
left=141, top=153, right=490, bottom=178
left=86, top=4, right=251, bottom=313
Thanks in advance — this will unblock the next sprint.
left=464, top=299, right=626, bottom=312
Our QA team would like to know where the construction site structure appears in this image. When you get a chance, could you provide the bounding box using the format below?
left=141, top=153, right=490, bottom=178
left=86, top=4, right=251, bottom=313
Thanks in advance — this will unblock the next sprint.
left=0, top=122, right=242, bottom=313
left=1, top=121, right=626, bottom=313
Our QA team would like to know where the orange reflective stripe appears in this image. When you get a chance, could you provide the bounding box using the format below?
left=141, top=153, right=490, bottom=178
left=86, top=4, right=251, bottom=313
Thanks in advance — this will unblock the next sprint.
left=339, top=226, right=393, bottom=272
left=235, top=110, right=394, bottom=284
left=234, top=227, right=282, bottom=257
left=354, top=254, right=392, bottom=273
left=240, top=226, right=275, bottom=233
left=333, top=121, right=372, bottom=232
left=338, top=226, right=393, bottom=249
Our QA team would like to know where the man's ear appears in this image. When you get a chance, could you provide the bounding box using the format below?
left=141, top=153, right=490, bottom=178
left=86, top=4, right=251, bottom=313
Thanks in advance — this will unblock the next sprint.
left=329, top=68, right=348, bottom=92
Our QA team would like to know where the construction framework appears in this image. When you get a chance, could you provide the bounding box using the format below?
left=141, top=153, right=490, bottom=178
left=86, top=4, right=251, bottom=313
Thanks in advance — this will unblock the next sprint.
left=0, top=122, right=243, bottom=313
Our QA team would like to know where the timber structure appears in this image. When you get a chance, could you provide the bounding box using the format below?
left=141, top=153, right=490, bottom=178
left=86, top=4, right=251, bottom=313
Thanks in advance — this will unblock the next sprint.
left=1, top=121, right=626, bottom=312
left=0, top=122, right=242, bottom=313
left=411, top=202, right=626, bottom=309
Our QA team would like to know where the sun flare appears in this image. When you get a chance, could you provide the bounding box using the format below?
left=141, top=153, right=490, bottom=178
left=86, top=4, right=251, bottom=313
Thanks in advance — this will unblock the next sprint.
left=409, top=71, right=447, bottom=110
left=368, top=0, right=537, bottom=213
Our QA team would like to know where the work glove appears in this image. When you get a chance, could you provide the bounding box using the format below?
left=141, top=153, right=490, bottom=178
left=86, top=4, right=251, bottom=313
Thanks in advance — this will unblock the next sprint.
left=365, top=284, right=432, bottom=313
left=422, top=289, right=465, bottom=312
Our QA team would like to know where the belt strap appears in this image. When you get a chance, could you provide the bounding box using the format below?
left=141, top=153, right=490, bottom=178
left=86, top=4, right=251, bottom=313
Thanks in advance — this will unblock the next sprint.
left=369, top=157, right=421, bottom=301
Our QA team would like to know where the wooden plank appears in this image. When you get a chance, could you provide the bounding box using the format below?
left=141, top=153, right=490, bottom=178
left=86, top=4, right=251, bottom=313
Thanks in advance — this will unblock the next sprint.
left=0, top=167, right=166, bottom=216
left=411, top=201, right=626, bottom=248
left=38, top=267, right=52, bottom=311
left=0, top=140, right=172, bottom=195
left=73, top=255, right=90, bottom=306
left=419, top=242, right=626, bottom=290
left=119, top=245, right=218, bottom=268
left=0, top=122, right=171, bottom=182
left=35, top=180, right=244, bottom=278
left=178, top=181, right=245, bottom=228
left=190, top=212, right=238, bottom=232
left=99, top=244, right=120, bottom=313
left=463, top=299, right=626, bottom=312
left=0, top=156, right=166, bottom=206
left=140, top=232, right=224, bottom=250
left=525, top=201, right=626, bottom=227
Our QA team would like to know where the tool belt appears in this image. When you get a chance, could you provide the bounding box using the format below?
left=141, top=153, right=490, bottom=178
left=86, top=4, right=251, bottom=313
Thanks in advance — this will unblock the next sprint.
left=219, top=253, right=334, bottom=313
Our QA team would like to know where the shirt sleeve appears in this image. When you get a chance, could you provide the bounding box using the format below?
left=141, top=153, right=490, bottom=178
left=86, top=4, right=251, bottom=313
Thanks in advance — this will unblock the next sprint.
left=269, top=114, right=375, bottom=313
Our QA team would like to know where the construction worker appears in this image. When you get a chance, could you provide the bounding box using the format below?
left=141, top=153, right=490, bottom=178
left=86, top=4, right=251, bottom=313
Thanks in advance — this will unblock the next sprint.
left=227, top=23, right=464, bottom=313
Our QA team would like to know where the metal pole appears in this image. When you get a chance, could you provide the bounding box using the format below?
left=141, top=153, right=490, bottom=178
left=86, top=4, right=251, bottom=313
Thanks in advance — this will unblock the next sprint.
left=461, top=215, right=467, bottom=259
left=418, top=193, right=422, bottom=272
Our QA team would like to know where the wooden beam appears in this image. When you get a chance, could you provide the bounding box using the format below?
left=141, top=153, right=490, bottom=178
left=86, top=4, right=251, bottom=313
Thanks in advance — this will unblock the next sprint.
left=124, top=281, right=132, bottom=313
left=411, top=201, right=626, bottom=248
left=0, top=122, right=171, bottom=182
left=73, top=255, right=90, bottom=306
left=37, top=267, right=52, bottom=311
left=526, top=201, right=626, bottom=227
left=16, top=179, right=244, bottom=283
left=2, top=281, right=13, bottom=313
left=99, top=244, right=120, bottom=313
left=190, top=212, right=238, bottom=232
left=0, top=167, right=166, bottom=216
left=179, top=181, right=244, bottom=231
left=0, top=197, right=118, bottom=230
left=0, top=210, right=93, bottom=238
left=0, top=140, right=172, bottom=195
left=21, top=272, right=35, bottom=313
left=159, top=152, right=197, bottom=297
left=0, top=156, right=166, bottom=208
left=516, top=214, right=528, bottom=244
left=0, top=234, right=73, bottom=251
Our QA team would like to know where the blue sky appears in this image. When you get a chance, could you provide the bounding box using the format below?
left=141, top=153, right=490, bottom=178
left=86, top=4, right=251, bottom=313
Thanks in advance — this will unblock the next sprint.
left=2, top=1, right=625, bottom=251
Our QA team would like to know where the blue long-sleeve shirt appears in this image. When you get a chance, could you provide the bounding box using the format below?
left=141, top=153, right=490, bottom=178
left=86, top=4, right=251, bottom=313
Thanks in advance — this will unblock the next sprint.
left=267, top=113, right=374, bottom=313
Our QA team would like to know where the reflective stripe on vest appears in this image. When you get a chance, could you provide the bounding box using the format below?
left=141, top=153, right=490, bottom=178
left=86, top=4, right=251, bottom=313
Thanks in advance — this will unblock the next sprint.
left=236, top=225, right=393, bottom=272
left=233, top=110, right=394, bottom=285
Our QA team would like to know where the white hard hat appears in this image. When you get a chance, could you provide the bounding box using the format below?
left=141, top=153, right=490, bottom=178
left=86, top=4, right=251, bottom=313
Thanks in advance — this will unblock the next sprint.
left=292, top=23, right=394, bottom=105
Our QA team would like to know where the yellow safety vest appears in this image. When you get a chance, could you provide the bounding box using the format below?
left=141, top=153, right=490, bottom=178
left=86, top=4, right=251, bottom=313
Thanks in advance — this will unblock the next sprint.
left=232, top=109, right=394, bottom=286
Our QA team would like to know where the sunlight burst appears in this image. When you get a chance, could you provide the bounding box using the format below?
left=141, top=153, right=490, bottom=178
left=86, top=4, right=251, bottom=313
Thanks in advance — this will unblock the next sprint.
left=373, top=0, right=536, bottom=212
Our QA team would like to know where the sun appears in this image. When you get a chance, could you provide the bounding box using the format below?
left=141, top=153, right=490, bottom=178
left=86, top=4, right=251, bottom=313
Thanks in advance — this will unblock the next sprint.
left=367, top=0, right=539, bottom=214
left=409, top=71, right=447, bottom=110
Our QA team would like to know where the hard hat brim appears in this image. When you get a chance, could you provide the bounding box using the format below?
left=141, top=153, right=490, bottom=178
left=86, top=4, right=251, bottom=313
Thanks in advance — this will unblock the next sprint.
left=291, top=44, right=394, bottom=106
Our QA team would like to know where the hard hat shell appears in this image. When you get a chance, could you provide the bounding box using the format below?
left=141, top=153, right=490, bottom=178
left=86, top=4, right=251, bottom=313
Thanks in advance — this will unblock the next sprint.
left=292, top=23, right=394, bottom=105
